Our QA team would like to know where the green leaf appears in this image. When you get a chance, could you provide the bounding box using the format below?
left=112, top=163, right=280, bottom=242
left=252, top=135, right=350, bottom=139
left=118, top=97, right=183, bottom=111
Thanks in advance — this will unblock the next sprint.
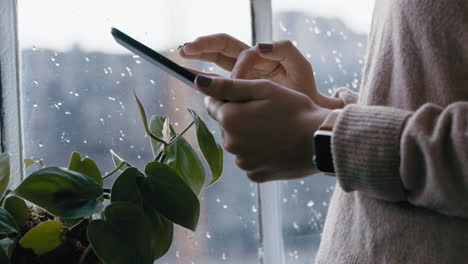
left=0, top=153, right=10, bottom=200
left=149, top=116, right=205, bottom=195
left=0, top=237, right=16, bottom=258
left=138, top=162, right=199, bottom=231
left=14, top=167, right=103, bottom=219
left=68, top=152, right=103, bottom=187
left=188, top=109, right=224, bottom=186
left=111, top=167, right=144, bottom=204
left=143, top=203, right=173, bottom=259
left=111, top=168, right=173, bottom=259
left=87, top=202, right=154, bottom=264
left=0, top=208, right=19, bottom=235
left=110, top=150, right=129, bottom=172
left=19, top=220, right=62, bottom=255
left=3, top=196, right=29, bottom=228
left=24, top=158, right=38, bottom=170
left=0, top=246, right=9, bottom=264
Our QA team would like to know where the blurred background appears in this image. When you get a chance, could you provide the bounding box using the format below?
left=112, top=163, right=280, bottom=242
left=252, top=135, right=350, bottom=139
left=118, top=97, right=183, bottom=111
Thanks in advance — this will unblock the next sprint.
left=18, top=0, right=374, bottom=263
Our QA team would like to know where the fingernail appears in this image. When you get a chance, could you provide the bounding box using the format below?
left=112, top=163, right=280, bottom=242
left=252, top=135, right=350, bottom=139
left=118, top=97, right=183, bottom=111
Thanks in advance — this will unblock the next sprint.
left=196, top=75, right=212, bottom=88
left=178, top=42, right=190, bottom=50
left=258, top=43, right=273, bottom=53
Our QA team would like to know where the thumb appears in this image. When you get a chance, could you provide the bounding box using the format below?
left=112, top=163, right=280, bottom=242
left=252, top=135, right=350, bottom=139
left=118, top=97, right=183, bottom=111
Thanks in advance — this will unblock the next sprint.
left=195, top=75, right=272, bottom=101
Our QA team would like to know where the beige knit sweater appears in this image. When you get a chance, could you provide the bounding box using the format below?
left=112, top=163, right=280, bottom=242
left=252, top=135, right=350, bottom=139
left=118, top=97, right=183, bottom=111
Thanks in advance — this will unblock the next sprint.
left=315, top=0, right=468, bottom=263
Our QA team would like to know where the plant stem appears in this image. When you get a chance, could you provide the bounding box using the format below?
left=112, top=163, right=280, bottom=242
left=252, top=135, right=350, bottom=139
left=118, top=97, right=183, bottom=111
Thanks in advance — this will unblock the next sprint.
left=164, top=121, right=194, bottom=152
left=79, top=245, right=92, bottom=264
left=102, top=161, right=126, bottom=180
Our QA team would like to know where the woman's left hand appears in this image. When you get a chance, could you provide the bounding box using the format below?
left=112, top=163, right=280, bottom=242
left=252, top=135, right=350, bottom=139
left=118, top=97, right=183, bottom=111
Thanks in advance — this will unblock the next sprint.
left=194, top=75, right=331, bottom=182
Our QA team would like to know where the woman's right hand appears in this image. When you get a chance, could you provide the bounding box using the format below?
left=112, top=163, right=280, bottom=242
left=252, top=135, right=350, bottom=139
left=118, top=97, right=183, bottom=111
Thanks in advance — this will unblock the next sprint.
left=180, top=34, right=343, bottom=109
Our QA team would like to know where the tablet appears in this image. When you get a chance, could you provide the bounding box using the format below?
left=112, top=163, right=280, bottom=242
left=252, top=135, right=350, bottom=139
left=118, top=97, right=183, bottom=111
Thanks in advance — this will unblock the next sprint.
left=111, top=27, right=196, bottom=88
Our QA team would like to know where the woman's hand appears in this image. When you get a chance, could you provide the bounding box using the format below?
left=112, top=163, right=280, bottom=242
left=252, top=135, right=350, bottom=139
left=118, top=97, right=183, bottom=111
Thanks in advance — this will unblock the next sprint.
left=231, top=41, right=343, bottom=109
left=180, top=34, right=343, bottom=109
left=194, top=75, right=331, bottom=182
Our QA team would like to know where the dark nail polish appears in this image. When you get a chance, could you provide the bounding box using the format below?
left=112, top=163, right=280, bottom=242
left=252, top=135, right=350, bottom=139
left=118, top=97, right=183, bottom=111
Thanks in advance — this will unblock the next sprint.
left=258, top=43, right=273, bottom=53
left=197, top=75, right=212, bottom=88
left=178, top=42, right=190, bottom=50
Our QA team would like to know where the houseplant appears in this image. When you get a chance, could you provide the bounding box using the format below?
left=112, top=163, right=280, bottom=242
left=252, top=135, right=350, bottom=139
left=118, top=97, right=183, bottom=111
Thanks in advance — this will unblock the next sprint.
left=0, top=92, right=223, bottom=264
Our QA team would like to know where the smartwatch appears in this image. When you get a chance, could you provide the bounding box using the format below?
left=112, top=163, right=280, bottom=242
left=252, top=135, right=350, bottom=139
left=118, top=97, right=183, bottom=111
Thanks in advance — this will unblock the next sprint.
left=313, top=110, right=341, bottom=175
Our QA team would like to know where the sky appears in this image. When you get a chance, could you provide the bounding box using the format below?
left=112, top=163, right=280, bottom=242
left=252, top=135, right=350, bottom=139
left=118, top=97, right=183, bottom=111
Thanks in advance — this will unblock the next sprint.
left=18, top=0, right=375, bottom=53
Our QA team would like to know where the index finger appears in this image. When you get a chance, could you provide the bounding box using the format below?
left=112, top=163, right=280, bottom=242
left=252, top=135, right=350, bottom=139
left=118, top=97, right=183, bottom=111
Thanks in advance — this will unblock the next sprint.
left=182, top=33, right=250, bottom=58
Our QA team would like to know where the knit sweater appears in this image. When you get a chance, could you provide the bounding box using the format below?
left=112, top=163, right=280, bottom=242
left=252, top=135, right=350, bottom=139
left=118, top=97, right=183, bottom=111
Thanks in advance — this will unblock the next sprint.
left=315, top=0, right=468, bottom=263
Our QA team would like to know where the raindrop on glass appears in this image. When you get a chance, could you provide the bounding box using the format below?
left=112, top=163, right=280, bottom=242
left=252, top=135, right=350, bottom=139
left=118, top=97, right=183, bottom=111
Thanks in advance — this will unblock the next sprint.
left=126, top=66, right=133, bottom=77
left=251, top=205, right=257, bottom=213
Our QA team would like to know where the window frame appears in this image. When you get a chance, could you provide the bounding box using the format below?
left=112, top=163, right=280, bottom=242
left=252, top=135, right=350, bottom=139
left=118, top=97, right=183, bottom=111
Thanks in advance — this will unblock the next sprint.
left=0, top=0, right=285, bottom=263
left=0, top=0, right=24, bottom=186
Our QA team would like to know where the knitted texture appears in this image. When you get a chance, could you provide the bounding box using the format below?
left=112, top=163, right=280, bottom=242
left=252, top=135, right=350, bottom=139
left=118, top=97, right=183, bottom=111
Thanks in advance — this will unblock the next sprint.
left=316, top=0, right=468, bottom=263
left=332, top=105, right=411, bottom=201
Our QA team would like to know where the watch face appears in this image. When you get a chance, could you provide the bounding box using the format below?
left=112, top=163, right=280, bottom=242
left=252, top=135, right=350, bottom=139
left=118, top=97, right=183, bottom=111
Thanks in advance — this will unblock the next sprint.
left=313, top=132, right=335, bottom=174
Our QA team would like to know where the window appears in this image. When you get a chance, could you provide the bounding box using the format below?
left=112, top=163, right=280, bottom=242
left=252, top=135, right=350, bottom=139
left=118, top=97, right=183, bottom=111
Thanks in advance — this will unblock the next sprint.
left=18, top=0, right=258, bottom=263
left=0, top=0, right=375, bottom=263
left=271, top=0, right=374, bottom=262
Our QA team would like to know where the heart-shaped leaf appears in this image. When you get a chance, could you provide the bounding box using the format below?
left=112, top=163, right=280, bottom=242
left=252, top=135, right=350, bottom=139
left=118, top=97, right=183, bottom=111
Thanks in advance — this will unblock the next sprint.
left=0, top=153, right=10, bottom=199
left=111, top=167, right=144, bottom=204
left=111, top=167, right=173, bottom=259
left=188, top=109, right=224, bottom=186
left=0, top=208, right=19, bottom=235
left=110, top=150, right=129, bottom=172
left=149, top=116, right=205, bottom=195
left=3, top=196, right=29, bottom=228
left=143, top=203, right=173, bottom=259
left=87, top=202, right=154, bottom=264
left=14, top=167, right=103, bottom=218
left=19, top=220, right=62, bottom=255
left=138, top=162, right=199, bottom=231
left=68, top=152, right=103, bottom=187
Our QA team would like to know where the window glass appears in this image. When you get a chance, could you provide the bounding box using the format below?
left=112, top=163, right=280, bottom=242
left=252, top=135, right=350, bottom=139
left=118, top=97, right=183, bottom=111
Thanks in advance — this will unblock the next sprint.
left=271, top=1, right=375, bottom=263
left=18, top=1, right=259, bottom=263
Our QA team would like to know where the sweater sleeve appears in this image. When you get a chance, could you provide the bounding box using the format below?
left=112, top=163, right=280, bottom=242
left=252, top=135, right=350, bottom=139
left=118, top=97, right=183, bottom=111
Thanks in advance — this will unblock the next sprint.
left=332, top=102, right=468, bottom=218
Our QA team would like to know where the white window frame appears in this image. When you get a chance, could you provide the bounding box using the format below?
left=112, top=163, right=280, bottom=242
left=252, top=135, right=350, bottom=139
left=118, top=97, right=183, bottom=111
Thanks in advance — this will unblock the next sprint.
left=0, top=0, right=285, bottom=263
left=0, top=0, right=24, bottom=186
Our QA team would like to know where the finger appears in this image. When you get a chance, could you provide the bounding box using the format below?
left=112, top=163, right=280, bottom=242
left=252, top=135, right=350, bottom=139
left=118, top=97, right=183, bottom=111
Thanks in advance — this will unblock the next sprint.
left=182, top=33, right=249, bottom=58
left=255, top=40, right=311, bottom=78
left=196, top=75, right=272, bottom=101
left=180, top=52, right=237, bottom=71
left=231, top=48, right=281, bottom=79
left=204, top=96, right=225, bottom=122
left=183, top=66, right=221, bottom=77
left=235, top=156, right=266, bottom=171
